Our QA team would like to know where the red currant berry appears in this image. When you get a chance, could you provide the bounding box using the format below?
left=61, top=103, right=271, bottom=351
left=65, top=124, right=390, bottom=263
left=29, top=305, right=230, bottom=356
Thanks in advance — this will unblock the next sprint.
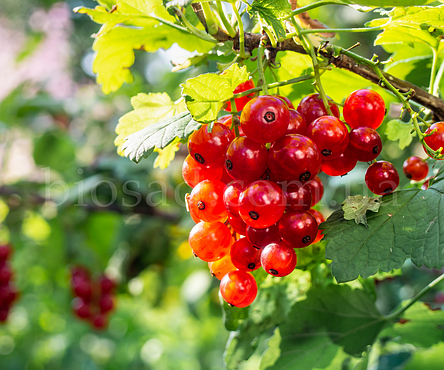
left=268, top=135, right=322, bottom=183
left=241, top=96, right=290, bottom=143
left=188, top=180, right=228, bottom=223
left=225, top=79, right=255, bottom=112
left=99, top=275, right=116, bottom=294
left=281, top=182, right=312, bottom=211
left=278, top=210, right=318, bottom=248
left=285, top=109, right=307, bottom=135
left=321, top=146, right=357, bottom=176
left=306, top=116, right=349, bottom=160
left=403, top=156, right=429, bottom=181
left=208, top=254, right=237, bottom=280
left=296, top=93, right=340, bottom=125
left=306, top=176, right=324, bottom=207
left=276, top=95, right=295, bottom=109
left=0, top=245, right=12, bottom=261
left=218, top=115, right=246, bottom=137
left=182, top=155, right=223, bottom=188
left=71, top=266, right=90, bottom=281
left=422, top=177, right=432, bottom=190
left=99, top=295, right=114, bottom=314
left=365, top=161, right=400, bottom=195
left=223, top=180, right=248, bottom=218
left=225, top=137, right=268, bottom=181
left=189, top=222, right=232, bottom=261
left=343, top=89, right=386, bottom=129
left=423, top=122, right=444, bottom=158
left=91, top=314, right=108, bottom=330
left=239, top=180, right=286, bottom=228
left=348, top=126, right=382, bottom=162
left=72, top=297, right=90, bottom=319
left=228, top=215, right=247, bottom=236
left=220, top=270, right=257, bottom=308
left=308, top=209, right=325, bottom=244
left=0, top=284, right=18, bottom=306
left=0, top=308, right=9, bottom=323
left=220, top=167, right=234, bottom=184
left=261, top=242, right=297, bottom=277
left=0, top=263, right=12, bottom=284
left=188, top=123, right=234, bottom=168
left=230, top=238, right=262, bottom=271
left=72, top=278, right=92, bottom=301
left=246, top=224, right=280, bottom=250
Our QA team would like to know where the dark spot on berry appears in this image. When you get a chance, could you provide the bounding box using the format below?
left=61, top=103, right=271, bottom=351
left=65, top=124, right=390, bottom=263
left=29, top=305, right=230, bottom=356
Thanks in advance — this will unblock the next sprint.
left=210, top=272, right=215, bottom=277
left=197, top=201, right=205, bottom=210
left=385, top=108, right=387, bottom=115
left=264, top=111, right=276, bottom=122
left=405, top=172, right=412, bottom=179
left=340, top=173, right=349, bottom=177
left=249, top=211, right=259, bottom=220
left=302, top=236, right=311, bottom=244
left=383, top=187, right=393, bottom=194
left=269, top=269, right=278, bottom=275
left=373, top=145, right=380, bottom=154
left=228, top=303, right=234, bottom=307
left=252, top=244, right=261, bottom=250
left=321, top=149, right=332, bottom=156
left=225, top=159, right=233, bottom=170
left=248, top=263, right=256, bottom=269
left=192, top=252, right=198, bottom=257
left=194, top=153, right=204, bottom=164
left=300, top=171, right=311, bottom=182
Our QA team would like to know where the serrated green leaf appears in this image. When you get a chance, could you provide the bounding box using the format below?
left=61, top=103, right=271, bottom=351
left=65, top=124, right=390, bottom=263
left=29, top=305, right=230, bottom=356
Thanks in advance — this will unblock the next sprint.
left=181, top=63, right=249, bottom=123
left=76, top=0, right=214, bottom=94
left=115, top=93, right=176, bottom=155
left=321, top=172, right=444, bottom=283
left=385, top=119, right=416, bottom=149
left=262, top=285, right=385, bottom=370
left=342, top=195, right=381, bottom=227
left=381, top=302, right=444, bottom=347
left=122, top=112, right=201, bottom=163
left=224, top=271, right=310, bottom=370
left=249, top=0, right=292, bottom=39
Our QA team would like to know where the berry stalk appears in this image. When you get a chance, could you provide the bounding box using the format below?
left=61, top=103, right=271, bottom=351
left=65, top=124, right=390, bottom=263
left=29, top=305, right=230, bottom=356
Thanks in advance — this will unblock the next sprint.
left=231, top=3, right=250, bottom=58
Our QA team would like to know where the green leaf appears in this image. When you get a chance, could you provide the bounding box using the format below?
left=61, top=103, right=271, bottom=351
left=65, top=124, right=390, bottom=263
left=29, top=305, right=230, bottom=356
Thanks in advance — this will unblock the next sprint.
left=321, top=172, right=444, bottom=283
left=339, top=0, right=436, bottom=7
left=153, top=140, right=180, bottom=169
left=222, top=300, right=249, bottom=331
left=404, top=342, right=444, bottom=370
left=181, top=63, right=249, bottom=123
left=342, top=195, right=381, bottom=227
left=385, top=119, right=416, bottom=149
left=115, top=93, right=177, bottom=156
left=249, top=0, right=292, bottom=39
left=224, top=271, right=311, bottom=370
left=367, top=7, right=444, bottom=50
left=122, top=112, right=201, bottom=163
left=33, top=132, right=76, bottom=172
left=262, top=285, right=385, bottom=370
left=75, top=1, right=214, bottom=94
left=381, top=302, right=444, bottom=347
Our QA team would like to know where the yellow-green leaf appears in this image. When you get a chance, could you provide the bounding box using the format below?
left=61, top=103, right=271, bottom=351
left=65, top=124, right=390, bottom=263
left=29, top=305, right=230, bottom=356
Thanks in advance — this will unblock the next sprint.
left=342, top=195, right=381, bottom=228
left=153, top=140, right=180, bottom=169
left=385, top=119, right=416, bottom=149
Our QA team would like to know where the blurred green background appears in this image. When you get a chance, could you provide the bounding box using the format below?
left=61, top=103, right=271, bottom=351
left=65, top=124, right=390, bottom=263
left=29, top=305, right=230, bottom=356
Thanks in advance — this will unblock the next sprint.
left=0, top=0, right=442, bottom=369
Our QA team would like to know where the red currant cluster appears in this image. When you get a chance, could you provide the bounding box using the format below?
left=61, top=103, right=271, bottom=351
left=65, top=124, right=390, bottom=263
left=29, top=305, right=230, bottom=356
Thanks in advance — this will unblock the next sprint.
left=70, top=266, right=116, bottom=330
left=182, top=87, right=411, bottom=308
left=0, top=244, right=19, bottom=323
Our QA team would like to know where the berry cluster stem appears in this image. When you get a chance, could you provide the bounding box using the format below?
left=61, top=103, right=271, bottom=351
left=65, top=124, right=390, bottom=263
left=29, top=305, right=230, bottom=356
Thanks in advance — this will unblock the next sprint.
left=216, top=1, right=237, bottom=38
left=281, top=0, right=345, bottom=20
left=232, top=3, right=250, bottom=59
left=201, top=2, right=219, bottom=35
left=257, top=40, right=269, bottom=95
left=171, top=7, right=218, bottom=43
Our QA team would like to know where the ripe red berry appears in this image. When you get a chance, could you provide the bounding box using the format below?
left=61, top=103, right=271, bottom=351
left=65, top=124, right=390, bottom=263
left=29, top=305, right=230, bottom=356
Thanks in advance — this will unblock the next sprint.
left=220, top=270, right=257, bottom=308
left=0, top=245, right=12, bottom=261
left=225, top=137, right=268, bottom=182
left=308, top=209, right=325, bottom=244
left=403, top=156, right=429, bottom=181
left=91, top=314, right=108, bottom=330
left=239, top=180, right=286, bottom=228
left=276, top=95, right=295, bottom=109
left=0, top=308, right=9, bottom=322
left=99, top=275, right=116, bottom=294
left=0, top=263, right=13, bottom=284
left=306, top=176, right=324, bottom=207
left=260, top=242, right=297, bottom=277
left=208, top=254, right=237, bottom=280
left=225, top=79, right=255, bottom=112
left=306, top=116, right=349, bottom=160
left=321, top=146, right=357, bottom=176
left=240, top=96, right=290, bottom=143
left=296, top=93, right=340, bottom=125
left=348, top=126, right=382, bottom=162
left=343, top=89, right=386, bottom=129
left=246, top=224, right=280, bottom=250
left=365, top=161, right=400, bottom=195
left=72, top=297, right=91, bottom=319
left=217, top=115, right=246, bottom=136
left=223, top=180, right=248, bottom=218
left=423, top=122, right=444, bottom=158
left=228, top=215, right=247, bottom=236
left=189, top=222, right=232, bottom=261
left=278, top=210, right=318, bottom=248
left=282, top=182, right=312, bottom=211
left=285, top=109, right=307, bottom=135
left=99, top=295, right=114, bottom=314
left=188, top=123, right=234, bottom=168
left=188, top=180, right=228, bottom=223
left=182, top=155, right=223, bottom=188
left=72, top=279, right=92, bottom=301
left=230, top=238, right=262, bottom=271
left=268, top=135, right=322, bottom=183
